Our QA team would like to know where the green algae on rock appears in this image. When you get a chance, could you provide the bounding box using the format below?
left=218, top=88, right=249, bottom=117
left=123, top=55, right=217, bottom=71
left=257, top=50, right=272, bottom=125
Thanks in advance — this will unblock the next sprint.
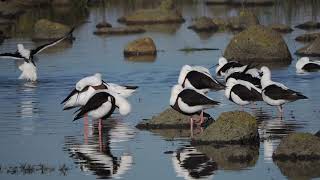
left=273, top=132, right=320, bottom=160
left=224, top=25, right=292, bottom=62
left=188, top=16, right=218, bottom=32
left=192, top=111, right=259, bottom=145
left=32, top=19, right=71, bottom=41
left=124, top=37, right=157, bottom=57
left=227, top=10, right=260, bottom=31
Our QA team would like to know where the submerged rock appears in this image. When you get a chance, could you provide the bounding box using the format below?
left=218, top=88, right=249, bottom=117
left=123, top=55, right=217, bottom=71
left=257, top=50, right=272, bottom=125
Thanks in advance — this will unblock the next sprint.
left=117, top=0, right=185, bottom=25
left=295, top=21, right=320, bottom=30
left=94, top=27, right=145, bottom=35
left=224, top=25, right=292, bottom=62
left=124, top=37, right=157, bottom=57
left=136, top=108, right=190, bottom=129
left=275, top=160, right=320, bottom=180
left=196, top=144, right=259, bottom=170
left=32, top=19, right=71, bottom=41
left=193, top=111, right=259, bottom=145
left=227, top=10, right=260, bottom=31
left=269, top=24, right=293, bottom=33
left=273, top=133, right=320, bottom=160
left=296, top=37, right=320, bottom=57
left=188, top=16, right=218, bottom=32
left=295, top=32, right=320, bottom=43
left=95, top=22, right=112, bottom=29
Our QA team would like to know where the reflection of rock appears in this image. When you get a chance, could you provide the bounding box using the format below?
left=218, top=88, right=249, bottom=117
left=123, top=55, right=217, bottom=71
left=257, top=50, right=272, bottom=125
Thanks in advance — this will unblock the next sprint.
left=224, top=25, right=292, bottom=63
left=295, top=32, right=320, bottom=43
left=193, top=111, right=259, bottom=145
left=96, top=22, right=112, bottom=29
left=275, top=160, right=320, bottom=180
left=125, top=55, right=157, bottom=63
left=188, top=16, right=218, bottom=32
left=195, top=144, right=259, bottom=170
left=296, top=37, right=320, bottom=57
left=94, top=27, right=145, bottom=35
left=269, top=24, right=293, bottom=33
left=273, top=133, right=320, bottom=160
left=227, top=10, right=260, bottom=31
left=149, top=129, right=190, bottom=140
left=136, top=108, right=190, bottom=129
left=295, top=21, right=320, bottom=30
left=172, top=146, right=216, bottom=179
left=206, top=0, right=274, bottom=6
left=131, top=23, right=181, bottom=34
left=124, top=37, right=157, bottom=57
left=32, top=19, right=71, bottom=40
left=117, top=0, right=185, bottom=25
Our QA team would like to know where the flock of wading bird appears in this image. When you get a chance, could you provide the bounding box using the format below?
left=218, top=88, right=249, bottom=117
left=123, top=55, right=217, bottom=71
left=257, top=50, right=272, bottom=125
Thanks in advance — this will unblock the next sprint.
left=1, top=27, right=320, bottom=135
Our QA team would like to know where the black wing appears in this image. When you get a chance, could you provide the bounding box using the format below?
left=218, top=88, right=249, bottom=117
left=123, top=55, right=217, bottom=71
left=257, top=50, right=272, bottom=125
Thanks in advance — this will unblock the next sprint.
left=73, top=92, right=112, bottom=121
left=31, top=27, right=75, bottom=55
left=0, top=52, right=25, bottom=60
left=217, top=61, right=243, bottom=75
left=185, top=71, right=225, bottom=90
left=263, top=84, right=307, bottom=101
left=302, top=63, right=320, bottom=71
left=122, top=85, right=139, bottom=90
left=231, top=84, right=262, bottom=101
left=179, top=89, right=220, bottom=106
left=227, top=72, right=261, bottom=88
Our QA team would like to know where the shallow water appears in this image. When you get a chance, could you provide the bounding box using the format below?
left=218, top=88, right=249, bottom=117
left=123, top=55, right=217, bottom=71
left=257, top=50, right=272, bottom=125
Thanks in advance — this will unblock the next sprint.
left=0, top=1, right=320, bottom=179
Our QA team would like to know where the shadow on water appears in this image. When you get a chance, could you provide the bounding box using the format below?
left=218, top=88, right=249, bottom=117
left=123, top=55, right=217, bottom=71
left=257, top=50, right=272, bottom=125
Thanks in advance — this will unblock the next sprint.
left=125, top=55, right=157, bottom=63
left=274, top=160, right=320, bottom=180
left=64, top=119, right=135, bottom=179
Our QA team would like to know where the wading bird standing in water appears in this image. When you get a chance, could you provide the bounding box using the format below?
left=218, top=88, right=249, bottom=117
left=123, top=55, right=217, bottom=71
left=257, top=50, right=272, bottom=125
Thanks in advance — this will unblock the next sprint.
left=0, top=27, right=75, bottom=82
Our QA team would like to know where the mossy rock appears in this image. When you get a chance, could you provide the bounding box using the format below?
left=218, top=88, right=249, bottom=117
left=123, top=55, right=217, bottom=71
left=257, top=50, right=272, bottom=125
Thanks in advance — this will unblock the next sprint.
left=295, top=21, right=320, bottom=30
left=193, top=111, right=259, bottom=145
left=32, top=19, right=71, bottom=41
left=212, top=17, right=228, bottom=31
left=274, top=159, right=320, bottom=179
left=94, top=27, right=145, bottom=35
left=136, top=108, right=190, bottom=129
left=124, top=37, right=157, bottom=57
left=117, top=0, right=184, bottom=25
left=269, top=24, right=293, bottom=33
left=96, top=22, right=112, bottom=29
left=0, top=2, right=25, bottom=19
left=224, top=25, right=292, bottom=62
left=188, top=16, right=218, bottom=32
left=195, top=144, right=259, bottom=170
left=295, top=32, right=320, bottom=43
left=227, top=9, right=259, bottom=31
left=296, top=37, right=320, bottom=57
left=273, top=133, right=320, bottom=160
left=51, top=0, right=72, bottom=6
left=12, top=0, right=50, bottom=7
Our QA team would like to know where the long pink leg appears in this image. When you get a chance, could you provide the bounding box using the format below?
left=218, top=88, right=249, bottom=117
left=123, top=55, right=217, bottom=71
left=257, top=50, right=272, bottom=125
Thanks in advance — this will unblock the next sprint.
left=98, top=119, right=102, bottom=152
left=84, top=114, right=88, bottom=144
left=190, top=118, right=194, bottom=138
left=200, top=110, right=204, bottom=125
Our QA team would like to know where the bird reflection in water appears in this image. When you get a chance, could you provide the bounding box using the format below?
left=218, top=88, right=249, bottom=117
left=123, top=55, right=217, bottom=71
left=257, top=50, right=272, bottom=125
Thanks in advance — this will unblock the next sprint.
left=172, top=146, right=216, bottom=179
left=65, top=118, right=134, bottom=179
left=253, top=108, right=305, bottom=161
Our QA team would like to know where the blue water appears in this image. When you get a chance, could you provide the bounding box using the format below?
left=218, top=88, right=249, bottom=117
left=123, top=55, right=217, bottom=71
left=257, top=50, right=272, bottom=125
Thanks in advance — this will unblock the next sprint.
left=0, top=1, right=320, bottom=179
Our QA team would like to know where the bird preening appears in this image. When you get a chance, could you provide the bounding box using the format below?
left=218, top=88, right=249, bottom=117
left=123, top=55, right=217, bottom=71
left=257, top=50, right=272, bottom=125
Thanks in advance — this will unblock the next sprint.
left=0, top=27, right=75, bottom=82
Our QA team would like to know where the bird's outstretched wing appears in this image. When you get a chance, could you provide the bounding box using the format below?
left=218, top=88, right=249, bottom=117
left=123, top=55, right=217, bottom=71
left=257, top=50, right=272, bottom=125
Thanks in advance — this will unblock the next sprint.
left=0, top=52, right=24, bottom=60
left=31, top=27, right=75, bottom=55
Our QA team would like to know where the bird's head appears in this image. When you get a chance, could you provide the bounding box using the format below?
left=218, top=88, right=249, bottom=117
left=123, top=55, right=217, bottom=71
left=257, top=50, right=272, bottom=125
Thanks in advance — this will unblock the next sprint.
left=226, top=78, right=238, bottom=87
left=17, top=44, right=24, bottom=52
left=94, top=73, right=102, bottom=79
left=218, top=57, right=228, bottom=66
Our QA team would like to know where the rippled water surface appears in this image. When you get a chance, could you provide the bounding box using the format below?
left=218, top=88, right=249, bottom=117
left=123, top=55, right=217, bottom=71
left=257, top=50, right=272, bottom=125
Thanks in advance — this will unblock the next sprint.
left=0, top=1, right=320, bottom=179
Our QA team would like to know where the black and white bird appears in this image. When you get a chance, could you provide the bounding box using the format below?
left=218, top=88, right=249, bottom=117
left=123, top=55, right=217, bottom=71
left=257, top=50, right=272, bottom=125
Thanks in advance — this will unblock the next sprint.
left=0, top=27, right=75, bottom=81
left=178, top=65, right=225, bottom=94
left=73, top=90, right=131, bottom=121
left=215, top=57, right=244, bottom=77
left=62, top=73, right=138, bottom=110
left=170, top=84, right=220, bottom=134
left=260, top=66, right=308, bottom=114
left=225, top=78, right=262, bottom=106
left=296, top=57, right=320, bottom=73
left=225, top=65, right=262, bottom=88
